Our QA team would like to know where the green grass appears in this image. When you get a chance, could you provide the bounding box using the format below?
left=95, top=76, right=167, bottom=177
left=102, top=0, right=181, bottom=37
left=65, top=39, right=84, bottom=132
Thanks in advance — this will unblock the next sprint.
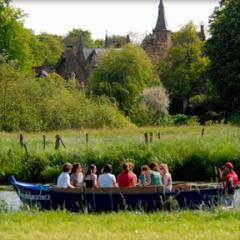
left=0, top=125, right=240, bottom=183
left=0, top=210, right=240, bottom=240
left=0, top=125, right=239, bottom=151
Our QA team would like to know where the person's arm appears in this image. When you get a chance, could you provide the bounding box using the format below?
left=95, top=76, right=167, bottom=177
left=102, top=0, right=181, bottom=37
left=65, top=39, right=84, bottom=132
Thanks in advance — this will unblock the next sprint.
left=67, top=175, right=75, bottom=188
left=163, top=174, right=169, bottom=187
left=70, top=177, right=75, bottom=187
left=112, top=175, right=118, bottom=187
left=94, top=174, right=99, bottom=188
left=221, top=174, right=227, bottom=188
left=68, top=182, right=75, bottom=188
left=133, top=174, right=137, bottom=186
left=143, top=174, right=151, bottom=186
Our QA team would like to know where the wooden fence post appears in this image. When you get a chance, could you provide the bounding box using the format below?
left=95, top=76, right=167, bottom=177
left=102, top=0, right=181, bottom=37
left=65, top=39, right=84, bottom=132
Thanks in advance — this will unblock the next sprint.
left=55, top=135, right=61, bottom=150
left=55, top=135, right=66, bottom=150
left=23, top=143, right=28, bottom=156
left=144, top=133, right=148, bottom=144
left=201, top=127, right=205, bottom=138
left=60, top=137, right=66, bottom=149
left=150, top=132, right=153, bottom=143
left=158, top=132, right=161, bottom=140
left=86, top=133, right=89, bottom=145
left=19, top=133, right=24, bottom=147
left=43, top=135, right=46, bottom=150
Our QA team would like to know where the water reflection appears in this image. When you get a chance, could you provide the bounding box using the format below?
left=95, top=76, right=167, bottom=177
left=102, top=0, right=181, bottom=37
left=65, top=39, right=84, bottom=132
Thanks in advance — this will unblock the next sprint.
left=0, top=191, right=22, bottom=211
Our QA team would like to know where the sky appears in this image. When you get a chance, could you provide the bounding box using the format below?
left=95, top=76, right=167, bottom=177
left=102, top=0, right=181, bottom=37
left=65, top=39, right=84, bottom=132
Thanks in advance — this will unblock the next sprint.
left=12, top=0, right=220, bottom=40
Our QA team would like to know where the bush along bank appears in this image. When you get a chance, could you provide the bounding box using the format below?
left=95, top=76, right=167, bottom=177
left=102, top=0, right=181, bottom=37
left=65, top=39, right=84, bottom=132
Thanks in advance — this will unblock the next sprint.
left=1, top=137, right=240, bottom=184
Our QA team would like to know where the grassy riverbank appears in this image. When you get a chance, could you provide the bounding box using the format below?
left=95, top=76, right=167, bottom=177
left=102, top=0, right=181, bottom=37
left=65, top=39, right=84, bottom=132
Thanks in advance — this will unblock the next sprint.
left=0, top=210, right=240, bottom=240
left=0, top=125, right=240, bottom=183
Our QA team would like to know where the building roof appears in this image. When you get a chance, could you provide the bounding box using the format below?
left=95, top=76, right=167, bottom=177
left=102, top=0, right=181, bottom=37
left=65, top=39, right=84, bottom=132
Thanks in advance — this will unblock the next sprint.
left=154, top=0, right=167, bottom=32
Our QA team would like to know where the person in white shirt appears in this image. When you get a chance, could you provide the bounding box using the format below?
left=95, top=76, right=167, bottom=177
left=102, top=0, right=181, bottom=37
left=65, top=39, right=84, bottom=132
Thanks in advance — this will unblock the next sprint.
left=98, top=164, right=117, bottom=188
left=57, top=162, right=75, bottom=188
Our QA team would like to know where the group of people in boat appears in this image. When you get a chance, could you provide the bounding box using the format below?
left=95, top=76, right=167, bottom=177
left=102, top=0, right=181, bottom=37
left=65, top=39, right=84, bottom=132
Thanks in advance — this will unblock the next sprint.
left=57, top=160, right=239, bottom=192
left=57, top=162, right=172, bottom=192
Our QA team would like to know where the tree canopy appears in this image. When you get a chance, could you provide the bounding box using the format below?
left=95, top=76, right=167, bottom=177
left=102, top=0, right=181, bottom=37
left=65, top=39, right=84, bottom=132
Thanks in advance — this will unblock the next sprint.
left=89, top=44, right=159, bottom=110
left=0, top=1, right=32, bottom=69
left=159, top=22, right=209, bottom=100
left=30, top=32, right=63, bottom=66
left=206, top=0, right=240, bottom=116
left=62, top=28, right=96, bottom=49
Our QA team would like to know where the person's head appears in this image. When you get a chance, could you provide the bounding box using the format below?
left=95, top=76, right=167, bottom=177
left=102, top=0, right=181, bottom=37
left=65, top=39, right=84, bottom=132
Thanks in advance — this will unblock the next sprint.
left=103, top=164, right=112, bottom=173
left=86, top=164, right=97, bottom=175
left=62, top=162, right=73, bottom=173
left=141, top=165, right=150, bottom=176
left=122, top=163, right=130, bottom=174
left=71, top=163, right=82, bottom=174
left=126, top=162, right=134, bottom=172
left=224, top=161, right=234, bottom=173
left=159, top=163, right=169, bottom=175
left=149, top=162, right=160, bottom=172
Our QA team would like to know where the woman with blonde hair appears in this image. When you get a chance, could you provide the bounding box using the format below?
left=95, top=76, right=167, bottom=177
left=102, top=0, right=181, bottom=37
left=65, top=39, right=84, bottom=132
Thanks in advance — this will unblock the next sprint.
left=126, top=162, right=137, bottom=186
left=159, top=163, right=172, bottom=192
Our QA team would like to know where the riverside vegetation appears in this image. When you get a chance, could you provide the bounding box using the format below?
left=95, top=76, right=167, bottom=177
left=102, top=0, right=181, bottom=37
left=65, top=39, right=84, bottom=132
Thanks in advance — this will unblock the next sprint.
left=0, top=125, right=239, bottom=184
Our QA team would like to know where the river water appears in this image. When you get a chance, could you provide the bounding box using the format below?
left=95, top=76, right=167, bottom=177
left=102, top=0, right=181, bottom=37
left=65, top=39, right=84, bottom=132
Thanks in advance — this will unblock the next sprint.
left=0, top=190, right=22, bottom=211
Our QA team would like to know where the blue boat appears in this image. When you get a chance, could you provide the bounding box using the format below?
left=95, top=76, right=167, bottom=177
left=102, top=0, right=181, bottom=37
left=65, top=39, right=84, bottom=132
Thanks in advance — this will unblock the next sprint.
left=9, top=176, right=231, bottom=212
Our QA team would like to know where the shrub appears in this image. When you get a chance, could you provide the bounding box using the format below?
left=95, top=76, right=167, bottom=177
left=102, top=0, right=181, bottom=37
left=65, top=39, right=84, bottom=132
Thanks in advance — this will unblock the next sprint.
left=129, top=103, right=154, bottom=126
left=230, top=114, right=240, bottom=126
left=0, top=67, right=134, bottom=131
left=141, top=87, right=169, bottom=116
left=172, top=114, right=199, bottom=126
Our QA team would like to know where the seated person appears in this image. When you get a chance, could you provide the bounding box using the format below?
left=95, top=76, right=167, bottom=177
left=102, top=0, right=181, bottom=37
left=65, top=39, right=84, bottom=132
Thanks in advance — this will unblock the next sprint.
left=219, top=161, right=239, bottom=207
left=138, top=165, right=151, bottom=186
left=220, top=162, right=239, bottom=188
left=84, top=164, right=98, bottom=188
left=149, top=162, right=162, bottom=186
left=57, top=162, right=75, bottom=188
left=117, top=163, right=136, bottom=187
left=98, top=164, right=117, bottom=188
left=159, top=163, right=172, bottom=192
left=70, top=163, right=84, bottom=187
left=127, top=162, right=137, bottom=186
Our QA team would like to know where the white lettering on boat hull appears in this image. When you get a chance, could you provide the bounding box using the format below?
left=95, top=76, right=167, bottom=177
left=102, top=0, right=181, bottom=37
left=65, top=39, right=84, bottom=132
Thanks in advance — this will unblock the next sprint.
left=18, top=191, right=50, bottom=201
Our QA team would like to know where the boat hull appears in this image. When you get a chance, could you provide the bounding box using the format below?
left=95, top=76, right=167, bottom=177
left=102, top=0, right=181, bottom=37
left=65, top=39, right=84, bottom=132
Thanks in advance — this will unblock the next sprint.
left=9, top=176, right=235, bottom=212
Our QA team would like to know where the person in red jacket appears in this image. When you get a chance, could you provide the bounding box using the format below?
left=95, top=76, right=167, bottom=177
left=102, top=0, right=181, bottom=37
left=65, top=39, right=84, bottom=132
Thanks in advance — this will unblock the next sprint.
left=221, top=162, right=239, bottom=188
left=117, top=163, right=136, bottom=187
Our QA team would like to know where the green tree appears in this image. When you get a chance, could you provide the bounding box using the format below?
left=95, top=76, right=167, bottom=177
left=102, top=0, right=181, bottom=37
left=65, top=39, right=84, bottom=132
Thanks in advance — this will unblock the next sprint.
left=30, top=32, right=63, bottom=66
left=107, top=35, right=129, bottom=48
left=0, top=1, right=32, bottom=70
left=62, top=28, right=95, bottom=49
left=0, top=64, right=41, bottom=131
left=159, top=22, right=209, bottom=100
left=89, top=44, right=159, bottom=110
left=206, top=0, right=240, bottom=116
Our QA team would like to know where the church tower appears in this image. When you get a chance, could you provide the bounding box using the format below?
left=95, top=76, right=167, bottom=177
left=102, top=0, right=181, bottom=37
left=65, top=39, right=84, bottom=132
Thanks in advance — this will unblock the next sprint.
left=142, top=0, right=172, bottom=64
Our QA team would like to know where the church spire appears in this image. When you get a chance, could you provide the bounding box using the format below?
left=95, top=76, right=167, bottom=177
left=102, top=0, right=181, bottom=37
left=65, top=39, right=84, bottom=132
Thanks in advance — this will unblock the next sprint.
left=77, top=33, right=85, bottom=61
left=154, top=0, right=167, bottom=32
left=77, top=34, right=84, bottom=55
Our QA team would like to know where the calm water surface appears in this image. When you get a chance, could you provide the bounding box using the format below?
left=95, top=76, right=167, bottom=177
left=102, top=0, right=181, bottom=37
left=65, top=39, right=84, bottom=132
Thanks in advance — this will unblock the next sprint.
left=0, top=189, right=22, bottom=211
